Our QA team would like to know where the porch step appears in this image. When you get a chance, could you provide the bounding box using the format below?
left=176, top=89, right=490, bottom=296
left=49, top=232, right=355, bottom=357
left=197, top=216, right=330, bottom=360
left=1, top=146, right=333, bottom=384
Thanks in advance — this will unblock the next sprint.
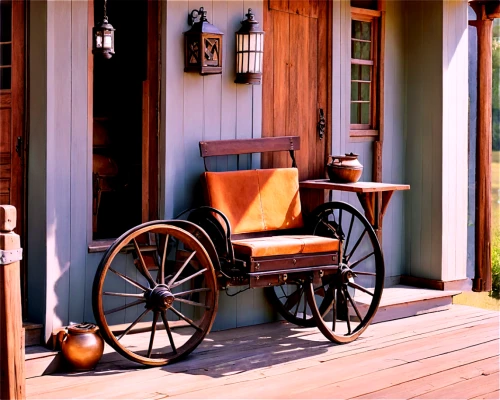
left=25, top=346, right=62, bottom=379
left=356, top=284, right=461, bottom=324
left=23, top=322, right=43, bottom=347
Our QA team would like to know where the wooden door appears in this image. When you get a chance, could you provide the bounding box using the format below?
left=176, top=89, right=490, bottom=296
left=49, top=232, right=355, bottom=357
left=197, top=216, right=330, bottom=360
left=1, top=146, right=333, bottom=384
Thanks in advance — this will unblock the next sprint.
left=262, top=0, right=330, bottom=211
left=0, top=1, right=25, bottom=300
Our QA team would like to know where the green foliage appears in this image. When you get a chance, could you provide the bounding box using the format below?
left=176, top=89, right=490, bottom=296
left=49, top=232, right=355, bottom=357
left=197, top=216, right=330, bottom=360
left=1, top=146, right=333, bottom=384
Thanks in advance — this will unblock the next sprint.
left=492, top=241, right=500, bottom=295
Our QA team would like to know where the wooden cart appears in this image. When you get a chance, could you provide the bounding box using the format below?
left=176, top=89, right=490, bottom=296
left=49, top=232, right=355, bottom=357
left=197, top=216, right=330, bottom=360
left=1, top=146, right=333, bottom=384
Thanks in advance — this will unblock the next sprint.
left=92, top=136, right=385, bottom=366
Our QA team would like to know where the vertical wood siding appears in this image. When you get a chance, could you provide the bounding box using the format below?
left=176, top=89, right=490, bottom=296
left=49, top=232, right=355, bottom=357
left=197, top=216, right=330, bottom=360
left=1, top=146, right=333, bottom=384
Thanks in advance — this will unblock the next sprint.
left=404, top=0, right=468, bottom=281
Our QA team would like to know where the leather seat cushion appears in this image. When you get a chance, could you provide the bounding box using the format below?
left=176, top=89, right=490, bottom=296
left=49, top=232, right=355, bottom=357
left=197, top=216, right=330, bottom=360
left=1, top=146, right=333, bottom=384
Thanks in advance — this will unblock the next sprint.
left=203, top=168, right=304, bottom=234
left=232, top=235, right=340, bottom=258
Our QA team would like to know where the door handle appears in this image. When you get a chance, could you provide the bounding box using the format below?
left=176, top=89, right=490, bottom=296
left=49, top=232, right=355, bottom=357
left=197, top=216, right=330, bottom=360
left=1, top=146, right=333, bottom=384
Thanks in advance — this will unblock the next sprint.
left=317, top=108, right=326, bottom=140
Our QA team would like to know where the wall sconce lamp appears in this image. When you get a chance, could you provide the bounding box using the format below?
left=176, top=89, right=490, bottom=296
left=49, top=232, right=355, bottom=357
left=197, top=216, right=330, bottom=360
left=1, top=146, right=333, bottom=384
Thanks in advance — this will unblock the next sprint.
left=92, top=0, right=115, bottom=59
left=235, top=9, right=264, bottom=85
left=184, top=7, right=224, bottom=75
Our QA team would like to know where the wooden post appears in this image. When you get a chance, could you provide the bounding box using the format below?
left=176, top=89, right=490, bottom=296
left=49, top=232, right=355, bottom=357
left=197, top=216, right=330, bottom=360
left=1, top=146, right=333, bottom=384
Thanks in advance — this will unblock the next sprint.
left=0, top=205, right=25, bottom=399
left=470, top=5, right=493, bottom=292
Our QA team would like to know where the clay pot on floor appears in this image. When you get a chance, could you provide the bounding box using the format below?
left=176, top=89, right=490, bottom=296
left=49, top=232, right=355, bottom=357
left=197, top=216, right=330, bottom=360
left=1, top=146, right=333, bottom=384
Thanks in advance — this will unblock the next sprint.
left=58, top=323, right=104, bottom=371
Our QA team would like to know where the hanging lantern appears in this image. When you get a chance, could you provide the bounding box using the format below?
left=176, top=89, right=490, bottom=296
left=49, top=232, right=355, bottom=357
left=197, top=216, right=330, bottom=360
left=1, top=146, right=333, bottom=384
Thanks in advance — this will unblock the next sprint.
left=184, top=7, right=223, bottom=75
left=92, top=0, right=115, bottom=60
left=235, top=9, right=264, bottom=85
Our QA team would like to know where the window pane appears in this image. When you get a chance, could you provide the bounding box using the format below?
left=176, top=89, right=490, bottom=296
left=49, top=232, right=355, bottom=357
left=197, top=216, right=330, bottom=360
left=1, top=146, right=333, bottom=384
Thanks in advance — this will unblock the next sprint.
left=361, top=21, right=371, bottom=41
left=352, top=20, right=362, bottom=39
left=0, top=1, right=12, bottom=43
left=0, top=68, right=11, bottom=90
left=0, top=44, right=11, bottom=66
left=352, top=40, right=361, bottom=59
left=351, top=82, right=359, bottom=100
left=361, top=103, right=370, bottom=124
left=361, top=65, right=371, bottom=81
left=351, top=64, right=360, bottom=80
left=361, top=42, right=371, bottom=60
left=360, top=82, right=370, bottom=101
left=351, top=103, right=360, bottom=124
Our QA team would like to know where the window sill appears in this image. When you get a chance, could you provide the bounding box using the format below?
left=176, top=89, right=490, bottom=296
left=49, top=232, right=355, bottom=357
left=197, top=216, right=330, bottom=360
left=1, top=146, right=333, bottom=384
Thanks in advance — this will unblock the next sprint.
left=88, top=239, right=115, bottom=253
left=349, top=129, right=378, bottom=142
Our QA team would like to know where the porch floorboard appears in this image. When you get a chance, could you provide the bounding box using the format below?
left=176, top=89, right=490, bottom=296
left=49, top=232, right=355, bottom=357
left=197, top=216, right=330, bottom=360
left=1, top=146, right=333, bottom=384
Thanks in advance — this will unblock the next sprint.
left=25, top=304, right=499, bottom=399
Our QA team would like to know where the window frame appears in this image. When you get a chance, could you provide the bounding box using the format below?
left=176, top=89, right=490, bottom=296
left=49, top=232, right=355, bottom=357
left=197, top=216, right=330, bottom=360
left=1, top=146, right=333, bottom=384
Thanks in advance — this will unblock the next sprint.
left=350, top=7, right=381, bottom=140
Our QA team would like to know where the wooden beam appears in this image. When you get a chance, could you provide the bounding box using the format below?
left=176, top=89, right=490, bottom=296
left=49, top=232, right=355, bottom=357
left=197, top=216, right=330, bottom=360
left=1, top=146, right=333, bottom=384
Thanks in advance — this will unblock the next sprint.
left=472, top=17, right=493, bottom=292
left=0, top=205, right=25, bottom=399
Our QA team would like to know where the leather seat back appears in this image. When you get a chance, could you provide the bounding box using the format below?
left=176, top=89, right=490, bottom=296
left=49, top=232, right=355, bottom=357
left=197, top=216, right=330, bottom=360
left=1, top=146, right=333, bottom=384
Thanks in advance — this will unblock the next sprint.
left=203, top=168, right=304, bottom=234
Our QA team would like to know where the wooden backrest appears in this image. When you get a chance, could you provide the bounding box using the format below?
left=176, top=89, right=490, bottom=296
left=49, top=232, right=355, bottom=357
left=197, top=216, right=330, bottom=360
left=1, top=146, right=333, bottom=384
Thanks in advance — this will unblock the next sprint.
left=203, top=168, right=304, bottom=234
left=199, top=136, right=300, bottom=170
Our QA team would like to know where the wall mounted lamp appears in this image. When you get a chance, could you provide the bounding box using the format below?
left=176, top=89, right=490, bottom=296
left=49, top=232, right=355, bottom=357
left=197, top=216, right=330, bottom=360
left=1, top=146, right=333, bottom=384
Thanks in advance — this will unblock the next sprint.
left=184, top=7, right=224, bottom=75
left=235, top=9, right=264, bottom=85
left=92, top=0, right=115, bottom=59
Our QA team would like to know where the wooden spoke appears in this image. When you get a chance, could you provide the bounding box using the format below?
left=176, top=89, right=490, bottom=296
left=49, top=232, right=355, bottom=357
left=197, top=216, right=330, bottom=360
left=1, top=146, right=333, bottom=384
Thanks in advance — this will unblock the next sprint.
left=332, top=288, right=337, bottom=331
left=302, top=293, right=308, bottom=320
left=132, top=238, right=156, bottom=287
left=117, top=308, right=151, bottom=341
left=170, top=268, right=207, bottom=289
left=104, top=299, right=145, bottom=315
left=344, top=213, right=355, bottom=252
left=147, top=312, right=160, bottom=358
left=283, top=287, right=302, bottom=311
left=174, top=297, right=210, bottom=309
left=346, top=230, right=367, bottom=262
left=349, top=251, right=375, bottom=269
left=353, top=271, right=376, bottom=276
left=160, top=311, right=177, bottom=354
left=170, top=306, right=203, bottom=332
left=174, top=288, right=211, bottom=297
left=345, top=288, right=363, bottom=321
left=109, top=267, right=148, bottom=292
left=159, top=234, right=169, bottom=285
left=348, top=281, right=374, bottom=297
left=345, top=296, right=352, bottom=335
left=167, top=251, right=197, bottom=287
left=103, top=292, right=145, bottom=299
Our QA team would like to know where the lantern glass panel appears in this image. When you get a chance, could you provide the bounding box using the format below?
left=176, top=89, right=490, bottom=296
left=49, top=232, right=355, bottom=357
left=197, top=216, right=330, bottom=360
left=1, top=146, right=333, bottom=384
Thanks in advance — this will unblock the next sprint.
left=95, top=32, right=103, bottom=48
left=103, top=30, right=112, bottom=49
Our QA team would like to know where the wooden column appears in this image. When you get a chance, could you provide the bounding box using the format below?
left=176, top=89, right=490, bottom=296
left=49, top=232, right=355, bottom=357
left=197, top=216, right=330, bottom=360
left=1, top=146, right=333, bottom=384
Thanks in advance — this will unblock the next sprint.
left=470, top=6, right=493, bottom=292
left=0, top=206, right=25, bottom=399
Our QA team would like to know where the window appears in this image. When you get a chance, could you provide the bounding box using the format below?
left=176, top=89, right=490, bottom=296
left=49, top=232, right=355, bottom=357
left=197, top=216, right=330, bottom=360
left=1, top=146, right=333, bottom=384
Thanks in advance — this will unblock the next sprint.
left=350, top=7, right=381, bottom=139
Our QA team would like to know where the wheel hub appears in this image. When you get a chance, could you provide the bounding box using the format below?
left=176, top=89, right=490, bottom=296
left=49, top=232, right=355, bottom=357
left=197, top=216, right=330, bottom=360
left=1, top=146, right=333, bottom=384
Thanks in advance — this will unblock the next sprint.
left=146, top=284, right=175, bottom=311
left=338, top=263, right=354, bottom=285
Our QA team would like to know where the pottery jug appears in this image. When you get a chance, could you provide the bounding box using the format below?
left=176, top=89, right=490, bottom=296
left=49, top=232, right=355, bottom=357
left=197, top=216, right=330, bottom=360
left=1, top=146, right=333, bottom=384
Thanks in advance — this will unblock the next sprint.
left=58, top=323, right=104, bottom=371
left=326, top=152, right=363, bottom=183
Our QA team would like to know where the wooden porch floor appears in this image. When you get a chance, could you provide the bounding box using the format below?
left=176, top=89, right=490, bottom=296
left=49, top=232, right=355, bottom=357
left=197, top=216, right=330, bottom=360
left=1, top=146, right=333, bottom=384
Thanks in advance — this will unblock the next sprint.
left=26, top=305, right=499, bottom=399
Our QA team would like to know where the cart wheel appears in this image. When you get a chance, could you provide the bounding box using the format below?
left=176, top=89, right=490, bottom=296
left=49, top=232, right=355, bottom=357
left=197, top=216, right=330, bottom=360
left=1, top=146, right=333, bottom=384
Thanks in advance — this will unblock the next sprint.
left=265, top=280, right=334, bottom=327
left=93, top=222, right=218, bottom=366
left=306, top=202, right=384, bottom=343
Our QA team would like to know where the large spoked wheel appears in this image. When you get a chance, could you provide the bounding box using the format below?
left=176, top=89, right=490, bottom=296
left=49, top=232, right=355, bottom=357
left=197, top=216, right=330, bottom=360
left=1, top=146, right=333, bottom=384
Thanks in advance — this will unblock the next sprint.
left=265, top=280, right=334, bottom=327
left=306, top=201, right=384, bottom=344
left=93, top=222, right=218, bottom=366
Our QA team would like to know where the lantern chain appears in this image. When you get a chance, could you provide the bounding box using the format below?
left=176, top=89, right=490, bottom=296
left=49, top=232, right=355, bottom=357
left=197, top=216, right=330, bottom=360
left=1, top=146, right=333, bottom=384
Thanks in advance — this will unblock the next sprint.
left=103, top=0, right=108, bottom=20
